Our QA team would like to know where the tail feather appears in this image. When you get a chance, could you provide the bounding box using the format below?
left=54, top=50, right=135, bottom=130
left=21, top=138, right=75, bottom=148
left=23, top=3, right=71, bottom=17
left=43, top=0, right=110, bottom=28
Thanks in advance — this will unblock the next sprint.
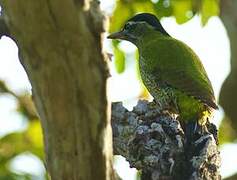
left=184, top=122, right=199, bottom=144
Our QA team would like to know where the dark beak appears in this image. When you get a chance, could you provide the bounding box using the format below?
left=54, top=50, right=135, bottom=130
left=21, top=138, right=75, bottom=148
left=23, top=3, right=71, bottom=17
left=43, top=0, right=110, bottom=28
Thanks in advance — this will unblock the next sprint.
left=107, top=31, right=126, bottom=40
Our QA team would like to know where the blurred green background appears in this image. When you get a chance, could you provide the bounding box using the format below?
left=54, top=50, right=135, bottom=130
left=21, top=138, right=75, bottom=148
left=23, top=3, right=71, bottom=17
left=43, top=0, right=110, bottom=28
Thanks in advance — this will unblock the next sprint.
left=0, top=0, right=237, bottom=179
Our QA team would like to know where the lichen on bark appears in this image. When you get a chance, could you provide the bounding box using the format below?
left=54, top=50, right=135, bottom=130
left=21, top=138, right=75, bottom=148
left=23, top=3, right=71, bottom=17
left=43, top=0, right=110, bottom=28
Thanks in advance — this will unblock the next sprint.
left=112, top=100, right=221, bottom=180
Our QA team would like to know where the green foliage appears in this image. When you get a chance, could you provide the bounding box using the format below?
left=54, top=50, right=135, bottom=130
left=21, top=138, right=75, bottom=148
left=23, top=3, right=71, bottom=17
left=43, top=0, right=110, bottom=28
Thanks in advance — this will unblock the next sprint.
left=201, top=0, right=219, bottom=25
left=16, top=94, right=38, bottom=121
left=172, top=0, right=193, bottom=24
left=0, top=80, right=9, bottom=93
left=113, top=41, right=126, bottom=73
left=0, top=80, right=44, bottom=179
left=109, top=0, right=156, bottom=33
left=154, top=0, right=172, bottom=18
left=109, top=0, right=220, bottom=73
left=0, top=173, right=31, bottom=180
left=219, top=115, right=237, bottom=144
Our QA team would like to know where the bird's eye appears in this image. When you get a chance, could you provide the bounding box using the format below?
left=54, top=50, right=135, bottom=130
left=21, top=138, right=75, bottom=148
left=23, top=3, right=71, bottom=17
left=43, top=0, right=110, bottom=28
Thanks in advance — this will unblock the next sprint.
left=124, top=23, right=131, bottom=30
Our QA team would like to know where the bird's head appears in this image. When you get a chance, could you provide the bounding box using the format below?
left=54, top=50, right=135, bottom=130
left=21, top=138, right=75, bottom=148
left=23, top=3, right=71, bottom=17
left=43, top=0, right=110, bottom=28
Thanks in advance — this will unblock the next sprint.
left=107, top=13, right=169, bottom=44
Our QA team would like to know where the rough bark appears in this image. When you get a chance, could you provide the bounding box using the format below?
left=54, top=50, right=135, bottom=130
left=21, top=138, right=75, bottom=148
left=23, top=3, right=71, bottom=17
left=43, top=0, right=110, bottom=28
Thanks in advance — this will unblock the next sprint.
left=219, top=0, right=237, bottom=130
left=112, top=100, right=221, bottom=180
left=0, top=1, right=114, bottom=180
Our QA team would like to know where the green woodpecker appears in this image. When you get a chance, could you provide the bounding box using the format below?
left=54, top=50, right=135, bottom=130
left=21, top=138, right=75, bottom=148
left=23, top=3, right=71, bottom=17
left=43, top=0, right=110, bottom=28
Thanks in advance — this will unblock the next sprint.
left=108, top=13, right=218, bottom=136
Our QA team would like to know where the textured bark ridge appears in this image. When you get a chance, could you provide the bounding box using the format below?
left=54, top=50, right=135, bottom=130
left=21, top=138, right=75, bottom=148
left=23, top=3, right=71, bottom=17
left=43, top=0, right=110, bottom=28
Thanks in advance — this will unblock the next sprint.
left=112, top=100, right=221, bottom=180
left=1, top=1, right=114, bottom=180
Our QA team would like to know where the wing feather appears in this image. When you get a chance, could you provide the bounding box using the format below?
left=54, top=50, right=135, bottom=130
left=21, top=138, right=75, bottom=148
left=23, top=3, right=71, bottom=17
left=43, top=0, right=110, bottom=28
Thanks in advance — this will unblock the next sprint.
left=147, top=38, right=218, bottom=109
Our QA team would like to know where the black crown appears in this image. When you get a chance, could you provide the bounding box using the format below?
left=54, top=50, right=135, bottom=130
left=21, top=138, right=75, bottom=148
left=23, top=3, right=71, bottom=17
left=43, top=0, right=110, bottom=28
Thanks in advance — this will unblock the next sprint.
left=128, top=13, right=169, bottom=36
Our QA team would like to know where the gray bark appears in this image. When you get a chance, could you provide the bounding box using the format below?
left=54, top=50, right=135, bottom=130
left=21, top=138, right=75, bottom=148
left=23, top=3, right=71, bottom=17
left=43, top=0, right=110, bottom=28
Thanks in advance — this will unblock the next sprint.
left=0, top=1, right=114, bottom=180
left=112, top=100, right=221, bottom=180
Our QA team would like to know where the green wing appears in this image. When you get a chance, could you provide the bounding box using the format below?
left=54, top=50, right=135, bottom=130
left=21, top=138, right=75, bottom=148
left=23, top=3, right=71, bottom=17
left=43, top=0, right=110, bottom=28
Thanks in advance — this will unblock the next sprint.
left=161, top=67, right=218, bottom=109
left=148, top=38, right=218, bottom=109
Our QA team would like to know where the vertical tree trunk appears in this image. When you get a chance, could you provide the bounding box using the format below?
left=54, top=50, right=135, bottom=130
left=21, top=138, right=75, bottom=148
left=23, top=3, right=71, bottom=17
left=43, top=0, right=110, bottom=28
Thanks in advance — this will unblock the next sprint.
left=0, top=0, right=114, bottom=179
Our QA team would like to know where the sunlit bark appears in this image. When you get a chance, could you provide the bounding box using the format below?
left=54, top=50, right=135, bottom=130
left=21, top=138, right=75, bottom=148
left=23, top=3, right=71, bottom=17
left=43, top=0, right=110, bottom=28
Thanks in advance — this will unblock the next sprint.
left=0, top=0, right=114, bottom=179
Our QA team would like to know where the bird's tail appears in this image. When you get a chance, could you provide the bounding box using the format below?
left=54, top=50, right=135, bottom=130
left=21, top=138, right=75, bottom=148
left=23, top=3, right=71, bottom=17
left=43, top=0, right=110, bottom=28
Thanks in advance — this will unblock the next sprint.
left=180, top=120, right=202, bottom=144
left=184, top=122, right=198, bottom=143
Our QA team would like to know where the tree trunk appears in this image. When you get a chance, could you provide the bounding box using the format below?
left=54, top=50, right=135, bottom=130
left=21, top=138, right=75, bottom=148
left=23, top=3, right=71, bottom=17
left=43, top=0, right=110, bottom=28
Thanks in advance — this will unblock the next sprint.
left=0, top=0, right=114, bottom=179
left=112, top=100, right=221, bottom=180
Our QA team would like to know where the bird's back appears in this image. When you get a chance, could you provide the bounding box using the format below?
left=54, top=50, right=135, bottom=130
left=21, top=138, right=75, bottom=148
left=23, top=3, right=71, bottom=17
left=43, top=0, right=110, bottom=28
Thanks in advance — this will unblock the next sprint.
left=138, top=35, right=218, bottom=110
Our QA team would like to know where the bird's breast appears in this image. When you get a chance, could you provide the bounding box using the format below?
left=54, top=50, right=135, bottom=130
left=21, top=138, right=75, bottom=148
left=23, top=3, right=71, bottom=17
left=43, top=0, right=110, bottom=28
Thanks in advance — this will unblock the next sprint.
left=139, top=56, right=160, bottom=92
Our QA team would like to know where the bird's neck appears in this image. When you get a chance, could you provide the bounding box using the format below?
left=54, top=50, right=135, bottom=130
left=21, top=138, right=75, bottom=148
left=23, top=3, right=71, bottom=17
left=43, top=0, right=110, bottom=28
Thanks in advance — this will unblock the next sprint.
left=136, top=31, right=170, bottom=73
left=135, top=31, right=168, bottom=51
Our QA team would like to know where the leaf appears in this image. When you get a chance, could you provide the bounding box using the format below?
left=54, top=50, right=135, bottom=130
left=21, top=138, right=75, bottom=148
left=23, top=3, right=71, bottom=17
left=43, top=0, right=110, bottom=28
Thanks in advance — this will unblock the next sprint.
left=17, top=94, right=38, bottom=120
left=0, top=172, right=31, bottom=180
left=0, top=121, right=44, bottom=160
left=0, top=80, right=10, bottom=94
left=201, top=0, right=219, bottom=25
left=218, top=115, right=237, bottom=144
left=109, top=1, right=133, bottom=33
left=109, top=0, right=156, bottom=33
left=172, top=0, right=193, bottom=24
left=132, top=1, right=156, bottom=15
left=0, top=133, right=28, bottom=159
left=25, top=121, right=43, bottom=158
left=154, top=0, right=173, bottom=18
left=113, top=41, right=126, bottom=73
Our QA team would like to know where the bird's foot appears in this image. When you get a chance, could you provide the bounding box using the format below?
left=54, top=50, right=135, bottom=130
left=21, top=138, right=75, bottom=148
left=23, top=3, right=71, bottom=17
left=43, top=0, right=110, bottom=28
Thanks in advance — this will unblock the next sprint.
left=149, top=101, right=159, bottom=109
left=185, top=123, right=210, bottom=146
left=194, top=123, right=208, bottom=136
